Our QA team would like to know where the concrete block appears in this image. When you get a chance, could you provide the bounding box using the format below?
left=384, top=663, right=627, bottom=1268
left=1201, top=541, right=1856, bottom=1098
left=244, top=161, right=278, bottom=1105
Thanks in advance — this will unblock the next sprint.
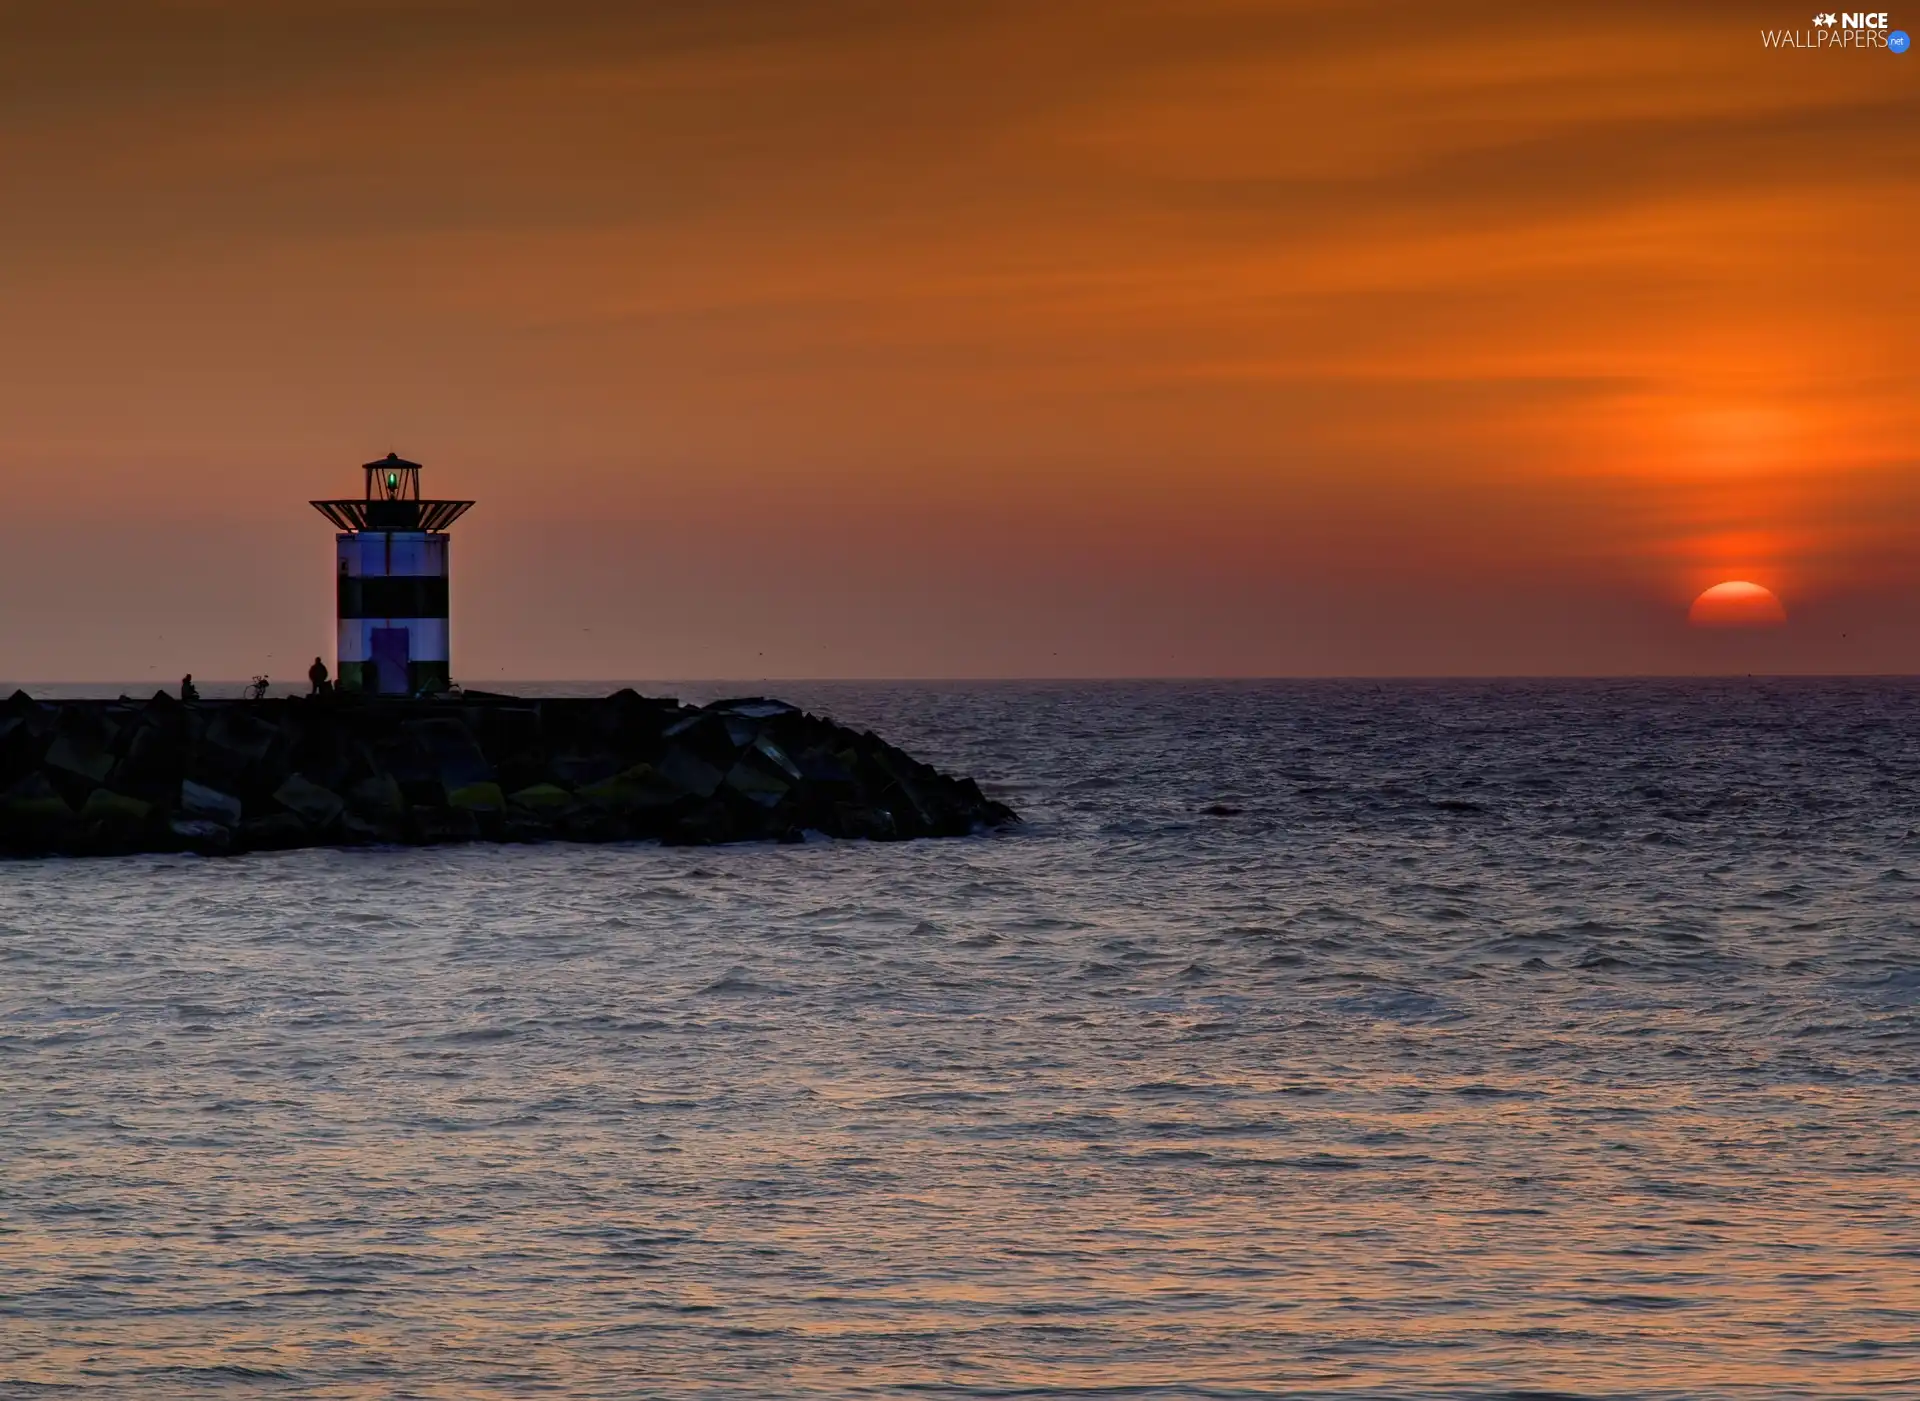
left=181, top=779, right=244, bottom=827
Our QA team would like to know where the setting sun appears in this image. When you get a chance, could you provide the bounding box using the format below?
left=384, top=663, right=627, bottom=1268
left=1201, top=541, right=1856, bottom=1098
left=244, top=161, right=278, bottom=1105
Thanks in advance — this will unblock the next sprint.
left=1688, top=580, right=1788, bottom=628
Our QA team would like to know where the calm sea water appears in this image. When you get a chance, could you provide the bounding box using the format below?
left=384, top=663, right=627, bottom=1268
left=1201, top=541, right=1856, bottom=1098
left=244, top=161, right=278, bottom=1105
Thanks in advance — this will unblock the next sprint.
left=4, top=680, right=1918, bottom=1399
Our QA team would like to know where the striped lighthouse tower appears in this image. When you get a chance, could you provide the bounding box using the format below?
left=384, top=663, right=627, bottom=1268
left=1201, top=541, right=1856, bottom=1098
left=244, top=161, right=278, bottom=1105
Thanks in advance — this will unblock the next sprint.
left=311, top=453, right=474, bottom=696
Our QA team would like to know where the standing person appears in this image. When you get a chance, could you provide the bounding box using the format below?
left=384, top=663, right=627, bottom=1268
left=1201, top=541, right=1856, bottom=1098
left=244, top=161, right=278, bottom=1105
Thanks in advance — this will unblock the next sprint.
left=180, top=674, right=198, bottom=701
left=308, top=656, right=329, bottom=694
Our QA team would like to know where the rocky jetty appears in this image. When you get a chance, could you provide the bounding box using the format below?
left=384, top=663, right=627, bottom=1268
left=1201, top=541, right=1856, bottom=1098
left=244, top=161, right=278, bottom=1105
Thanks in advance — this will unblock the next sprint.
left=0, top=689, right=1017, bottom=857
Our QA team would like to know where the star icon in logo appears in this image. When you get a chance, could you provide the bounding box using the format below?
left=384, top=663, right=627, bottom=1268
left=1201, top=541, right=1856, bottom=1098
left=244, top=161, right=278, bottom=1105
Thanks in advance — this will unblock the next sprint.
left=1813, top=11, right=1837, bottom=24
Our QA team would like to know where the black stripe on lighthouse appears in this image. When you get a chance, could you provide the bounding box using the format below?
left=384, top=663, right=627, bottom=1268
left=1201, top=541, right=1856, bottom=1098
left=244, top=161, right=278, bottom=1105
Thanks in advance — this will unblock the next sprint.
left=338, top=576, right=451, bottom=619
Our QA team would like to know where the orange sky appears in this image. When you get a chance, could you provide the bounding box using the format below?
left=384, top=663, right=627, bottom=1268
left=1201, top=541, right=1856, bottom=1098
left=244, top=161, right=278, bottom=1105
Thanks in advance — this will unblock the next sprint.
left=1, top=0, right=1915, bottom=680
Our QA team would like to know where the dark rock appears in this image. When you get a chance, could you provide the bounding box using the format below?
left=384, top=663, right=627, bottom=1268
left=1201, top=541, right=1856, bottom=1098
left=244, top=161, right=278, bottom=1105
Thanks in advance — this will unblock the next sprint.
left=412, top=806, right=480, bottom=844
left=503, top=812, right=558, bottom=844
left=448, top=781, right=505, bottom=813
left=3, top=772, right=73, bottom=825
left=41, top=764, right=103, bottom=816
left=45, top=709, right=117, bottom=785
left=181, top=779, right=244, bottom=827
left=241, top=812, right=310, bottom=851
left=723, top=759, right=789, bottom=808
left=168, top=817, right=233, bottom=854
left=795, top=748, right=856, bottom=785
left=274, top=774, right=345, bottom=829
left=710, top=697, right=800, bottom=719
left=578, top=764, right=683, bottom=813
left=508, top=782, right=577, bottom=815
left=0, top=714, right=43, bottom=792
left=348, top=772, right=406, bottom=819
left=114, top=719, right=186, bottom=803
left=833, top=803, right=898, bottom=840
left=657, top=745, right=726, bottom=799
left=341, top=812, right=402, bottom=845
left=80, top=788, right=152, bottom=828
left=664, top=798, right=740, bottom=846
left=0, top=691, right=1018, bottom=858
left=187, top=707, right=281, bottom=798
left=548, top=752, right=621, bottom=789
left=556, top=807, right=630, bottom=843
left=473, top=706, right=541, bottom=777
left=406, top=717, right=494, bottom=791
left=661, top=712, right=739, bottom=770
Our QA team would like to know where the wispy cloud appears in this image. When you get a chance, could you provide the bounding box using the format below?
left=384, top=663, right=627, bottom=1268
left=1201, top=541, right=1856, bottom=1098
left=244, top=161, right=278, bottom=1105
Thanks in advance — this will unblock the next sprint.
left=0, top=0, right=1914, bottom=675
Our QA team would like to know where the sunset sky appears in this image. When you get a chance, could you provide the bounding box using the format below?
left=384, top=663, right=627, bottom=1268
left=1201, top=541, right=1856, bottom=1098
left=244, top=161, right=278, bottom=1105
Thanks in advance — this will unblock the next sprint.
left=2, top=0, right=1916, bottom=680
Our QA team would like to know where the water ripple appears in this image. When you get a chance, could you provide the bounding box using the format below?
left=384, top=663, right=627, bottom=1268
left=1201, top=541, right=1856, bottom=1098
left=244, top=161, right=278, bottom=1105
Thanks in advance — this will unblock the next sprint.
left=2, top=679, right=1918, bottom=1397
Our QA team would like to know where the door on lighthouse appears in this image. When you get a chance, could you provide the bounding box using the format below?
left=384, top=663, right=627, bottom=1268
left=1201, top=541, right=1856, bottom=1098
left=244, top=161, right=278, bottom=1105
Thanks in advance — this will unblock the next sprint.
left=370, top=627, right=411, bottom=695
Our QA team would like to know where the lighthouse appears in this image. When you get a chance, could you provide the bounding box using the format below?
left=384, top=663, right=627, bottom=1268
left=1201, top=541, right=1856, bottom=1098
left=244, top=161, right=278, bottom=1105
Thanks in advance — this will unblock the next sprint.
left=311, top=453, right=473, bottom=695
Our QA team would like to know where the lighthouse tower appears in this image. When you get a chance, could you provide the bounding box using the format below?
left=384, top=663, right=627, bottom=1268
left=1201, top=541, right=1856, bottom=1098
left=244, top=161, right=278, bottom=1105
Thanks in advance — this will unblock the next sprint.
left=311, top=453, right=473, bottom=695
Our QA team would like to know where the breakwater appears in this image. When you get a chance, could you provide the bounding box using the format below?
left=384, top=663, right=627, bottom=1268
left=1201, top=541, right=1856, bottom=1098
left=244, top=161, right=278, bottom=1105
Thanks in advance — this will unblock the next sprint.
left=0, top=689, right=1017, bottom=856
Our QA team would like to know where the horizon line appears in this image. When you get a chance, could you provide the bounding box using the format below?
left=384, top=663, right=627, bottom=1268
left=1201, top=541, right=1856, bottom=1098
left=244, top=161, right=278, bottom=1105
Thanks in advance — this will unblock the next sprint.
left=8, top=672, right=1920, bottom=693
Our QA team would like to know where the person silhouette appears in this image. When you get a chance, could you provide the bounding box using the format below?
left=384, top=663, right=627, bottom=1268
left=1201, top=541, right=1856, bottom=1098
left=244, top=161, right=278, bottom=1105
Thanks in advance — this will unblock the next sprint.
left=308, top=656, right=330, bottom=695
left=180, top=674, right=199, bottom=702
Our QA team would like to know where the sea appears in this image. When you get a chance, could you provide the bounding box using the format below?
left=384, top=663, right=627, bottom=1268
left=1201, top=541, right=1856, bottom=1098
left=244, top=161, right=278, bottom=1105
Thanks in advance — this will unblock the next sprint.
left=3, top=679, right=1918, bottom=1399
